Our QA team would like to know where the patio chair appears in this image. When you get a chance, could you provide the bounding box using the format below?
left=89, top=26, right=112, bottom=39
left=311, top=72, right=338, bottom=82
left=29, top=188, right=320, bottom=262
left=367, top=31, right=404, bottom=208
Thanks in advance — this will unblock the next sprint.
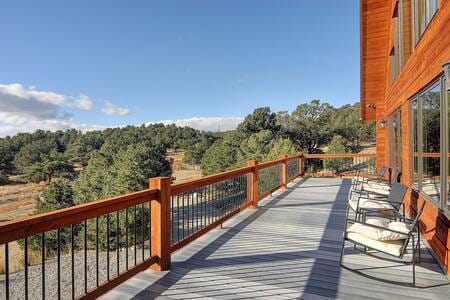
left=351, top=170, right=401, bottom=199
left=348, top=182, right=409, bottom=222
left=340, top=201, right=426, bottom=286
left=355, top=165, right=387, bottom=185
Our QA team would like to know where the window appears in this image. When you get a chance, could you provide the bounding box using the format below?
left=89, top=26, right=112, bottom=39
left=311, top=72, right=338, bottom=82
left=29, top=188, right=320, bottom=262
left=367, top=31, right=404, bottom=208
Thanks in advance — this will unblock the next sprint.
left=421, top=82, right=441, bottom=203
left=411, top=99, right=419, bottom=187
left=390, top=5, right=400, bottom=83
left=400, top=0, right=413, bottom=67
left=410, top=79, right=443, bottom=206
left=414, top=0, right=438, bottom=43
left=446, top=82, right=449, bottom=212
left=389, top=109, right=402, bottom=174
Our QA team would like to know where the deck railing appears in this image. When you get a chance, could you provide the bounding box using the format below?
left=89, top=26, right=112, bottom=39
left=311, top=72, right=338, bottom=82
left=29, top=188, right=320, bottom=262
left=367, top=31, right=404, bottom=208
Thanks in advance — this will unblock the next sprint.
left=0, top=152, right=375, bottom=299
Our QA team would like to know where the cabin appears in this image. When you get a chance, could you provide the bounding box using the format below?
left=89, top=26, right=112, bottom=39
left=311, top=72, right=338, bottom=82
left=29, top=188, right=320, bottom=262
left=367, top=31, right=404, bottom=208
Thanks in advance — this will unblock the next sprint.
left=360, top=0, right=450, bottom=273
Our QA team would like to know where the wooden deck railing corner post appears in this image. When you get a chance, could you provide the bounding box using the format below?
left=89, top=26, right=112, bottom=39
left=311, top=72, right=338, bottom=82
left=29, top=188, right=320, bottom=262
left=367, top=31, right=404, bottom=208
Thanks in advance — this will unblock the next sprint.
left=297, top=152, right=304, bottom=177
left=280, top=154, right=287, bottom=189
left=247, top=160, right=259, bottom=208
left=149, top=177, right=172, bottom=271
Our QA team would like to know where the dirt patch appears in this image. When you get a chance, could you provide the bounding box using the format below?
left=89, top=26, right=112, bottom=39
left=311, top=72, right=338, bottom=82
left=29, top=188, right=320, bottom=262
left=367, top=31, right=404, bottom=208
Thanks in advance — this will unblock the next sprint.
left=0, top=181, right=46, bottom=223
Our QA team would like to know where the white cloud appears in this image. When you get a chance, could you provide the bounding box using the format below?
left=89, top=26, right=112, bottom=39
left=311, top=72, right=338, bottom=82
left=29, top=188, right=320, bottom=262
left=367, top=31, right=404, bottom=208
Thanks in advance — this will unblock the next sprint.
left=102, top=102, right=130, bottom=116
left=0, top=83, right=100, bottom=137
left=150, top=117, right=244, bottom=132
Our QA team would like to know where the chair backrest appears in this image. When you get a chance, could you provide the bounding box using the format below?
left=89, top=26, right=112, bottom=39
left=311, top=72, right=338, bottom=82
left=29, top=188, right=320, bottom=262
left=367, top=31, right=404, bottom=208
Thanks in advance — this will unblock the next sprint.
left=387, top=182, right=408, bottom=205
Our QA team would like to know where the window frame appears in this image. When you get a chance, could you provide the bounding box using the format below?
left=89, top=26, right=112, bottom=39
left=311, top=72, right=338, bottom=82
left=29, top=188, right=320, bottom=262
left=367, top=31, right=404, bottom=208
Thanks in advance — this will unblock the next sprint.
left=409, top=76, right=447, bottom=211
left=413, top=0, right=439, bottom=46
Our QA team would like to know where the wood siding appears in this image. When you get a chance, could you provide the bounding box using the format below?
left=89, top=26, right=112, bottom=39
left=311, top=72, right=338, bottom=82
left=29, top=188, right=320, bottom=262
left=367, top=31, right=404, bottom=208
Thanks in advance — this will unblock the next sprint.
left=361, top=0, right=450, bottom=273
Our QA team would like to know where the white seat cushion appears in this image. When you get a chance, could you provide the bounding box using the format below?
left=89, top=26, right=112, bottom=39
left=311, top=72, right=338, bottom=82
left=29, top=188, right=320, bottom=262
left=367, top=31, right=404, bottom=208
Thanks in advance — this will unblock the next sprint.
left=346, top=232, right=405, bottom=256
left=363, top=185, right=390, bottom=196
left=348, top=219, right=409, bottom=241
left=349, top=198, right=394, bottom=212
left=366, top=182, right=390, bottom=191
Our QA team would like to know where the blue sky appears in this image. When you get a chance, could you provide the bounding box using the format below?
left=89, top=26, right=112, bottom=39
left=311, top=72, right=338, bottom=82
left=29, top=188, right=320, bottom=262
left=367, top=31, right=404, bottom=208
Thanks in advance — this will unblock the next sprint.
left=0, top=1, right=360, bottom=136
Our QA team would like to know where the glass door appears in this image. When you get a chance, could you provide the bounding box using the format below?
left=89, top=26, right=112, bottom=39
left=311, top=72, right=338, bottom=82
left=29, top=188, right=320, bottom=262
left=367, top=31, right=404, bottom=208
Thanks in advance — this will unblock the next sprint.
left=389, top=108, right=402, bottom=179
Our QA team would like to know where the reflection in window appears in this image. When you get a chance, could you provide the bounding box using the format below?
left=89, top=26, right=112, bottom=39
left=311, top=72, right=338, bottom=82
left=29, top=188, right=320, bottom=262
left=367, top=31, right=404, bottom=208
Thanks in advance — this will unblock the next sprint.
left=415, top=0, right=438, bottom=43
left=400, top=0, right=413, bottom=67
left=447, top=88, right=449, bottom=211
left=421, top=82, right=441, bottom=203
left=412, top=99, right=419, bottom=187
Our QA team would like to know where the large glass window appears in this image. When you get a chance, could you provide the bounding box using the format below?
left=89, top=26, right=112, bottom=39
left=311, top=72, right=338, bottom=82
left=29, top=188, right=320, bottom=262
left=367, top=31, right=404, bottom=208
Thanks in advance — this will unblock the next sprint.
left=447, top=84, right=449, bottom=212
left=389, top=109, right=402, bottom=174
left=421, top=82, right=441, bottom=203
left=414, top=0, right=438, bottom=43
left=400, top=0, right=413, bottom=67
left=411, top=99, right=419, bottom=187
left=391, top=5, right=400, bottom=83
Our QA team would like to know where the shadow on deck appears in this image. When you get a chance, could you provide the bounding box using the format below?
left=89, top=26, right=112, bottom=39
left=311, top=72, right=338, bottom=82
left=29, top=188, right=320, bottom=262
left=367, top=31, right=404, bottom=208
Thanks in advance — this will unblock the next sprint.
left=103, top=178, right=449, bottom=300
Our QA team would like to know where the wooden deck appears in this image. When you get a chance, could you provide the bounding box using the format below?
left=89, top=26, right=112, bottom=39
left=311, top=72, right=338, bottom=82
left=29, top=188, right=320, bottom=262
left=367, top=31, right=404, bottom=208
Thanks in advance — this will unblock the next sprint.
left=103, top=178, right=449, bottom=299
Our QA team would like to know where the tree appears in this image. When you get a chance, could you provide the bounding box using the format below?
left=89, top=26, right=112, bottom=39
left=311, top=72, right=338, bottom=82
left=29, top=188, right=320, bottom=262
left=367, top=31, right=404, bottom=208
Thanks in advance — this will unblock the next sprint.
left=201, top=131, right=245, bottom=175
left=0, top=172, right=9, bottom=185
left=323, top=135, right=352, bottom=173
left=23, top=151, right=75, bottom=183
left=235, top=130, right=275, bottom=165
left=13, top=140, right=57, bottom=172
left=237, top=107, right=279, bottom=134
left=282, top=100, right=335, bottom=153
left=265, top=138, right=297, bottom=161
left=25, top=178, right=77, bottom=252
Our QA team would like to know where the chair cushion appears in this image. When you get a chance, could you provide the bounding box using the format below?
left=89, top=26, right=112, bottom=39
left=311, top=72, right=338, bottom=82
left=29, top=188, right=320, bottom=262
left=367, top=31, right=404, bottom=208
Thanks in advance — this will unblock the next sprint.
left=367, top=182, right=390, bottom=191
left=348, top=218, right=409, bottom=241
left=362, top=185, right=390, bottom=196
left=346, top=232, right=405, bottom=256
left=349, top=198, right=394, bottom=212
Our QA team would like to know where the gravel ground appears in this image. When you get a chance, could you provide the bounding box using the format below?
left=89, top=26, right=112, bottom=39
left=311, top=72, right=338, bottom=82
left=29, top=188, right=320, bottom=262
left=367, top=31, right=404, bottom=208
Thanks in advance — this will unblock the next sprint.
left=0, top=246, right=150, bottom=300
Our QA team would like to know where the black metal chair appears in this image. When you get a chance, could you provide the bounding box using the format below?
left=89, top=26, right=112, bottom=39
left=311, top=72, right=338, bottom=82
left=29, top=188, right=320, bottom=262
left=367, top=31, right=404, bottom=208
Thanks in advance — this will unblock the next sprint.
left=340, top=201, right=426, bottom=286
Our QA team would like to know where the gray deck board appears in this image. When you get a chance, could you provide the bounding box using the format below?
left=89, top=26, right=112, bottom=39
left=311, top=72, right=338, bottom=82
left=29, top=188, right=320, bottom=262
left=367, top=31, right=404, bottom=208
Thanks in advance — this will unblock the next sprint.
left=103, top=178, right=449, bottom=299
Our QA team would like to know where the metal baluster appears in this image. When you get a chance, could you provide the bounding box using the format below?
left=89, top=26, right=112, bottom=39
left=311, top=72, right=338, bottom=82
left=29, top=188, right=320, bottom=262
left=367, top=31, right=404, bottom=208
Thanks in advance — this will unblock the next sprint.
left=84, top=220, right=87, bottom=294
left=5, top=242, right=9, bottom=300
left=134, top=206, right=137, bottom=266
left=57, top=228, right=61, bottom=300
left=71, top=224, right=75, bottom=300
left=107, top=214, right=110, bottom=281
left=171, top=196, right=174, bottom=244
left=141, top=203, right=145, bottom=262
left=95, top=217, right=99, bottom=287
left=182, top=193, right=185, bottom=240
left=25, top=237, right=28, bottom=300
left=125, top=208, right=129, bottom=270
left=177, top=194, right=180, bottom=243
left=41, top=233, right=45, bottom=300
left=196, top=188, right=199, bottom=232
left=116, top=210, right=120, bottom=275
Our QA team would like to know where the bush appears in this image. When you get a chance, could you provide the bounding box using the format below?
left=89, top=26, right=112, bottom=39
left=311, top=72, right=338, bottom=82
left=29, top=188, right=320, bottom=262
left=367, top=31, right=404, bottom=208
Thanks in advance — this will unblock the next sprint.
left=0, top=172, right=9, bottom=185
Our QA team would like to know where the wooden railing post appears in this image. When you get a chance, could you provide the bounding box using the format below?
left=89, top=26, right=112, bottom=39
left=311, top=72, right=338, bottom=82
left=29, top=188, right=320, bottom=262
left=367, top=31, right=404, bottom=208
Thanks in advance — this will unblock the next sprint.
left=149, top=177, right=171, bottom=271
left=297, top=152, right=304, bottom=177
left=247, top=160, right=259, bottom=208
left=280, top=155, right=287, bottom=189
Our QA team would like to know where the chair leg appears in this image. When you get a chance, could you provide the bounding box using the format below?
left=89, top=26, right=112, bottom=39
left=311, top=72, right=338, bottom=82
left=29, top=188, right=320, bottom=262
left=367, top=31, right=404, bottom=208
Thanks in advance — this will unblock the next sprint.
left=339, top=237, right=346, bottom=265
left=412, top=238, right=416, bottom=286
left=417, top=225, right=421, bottom=263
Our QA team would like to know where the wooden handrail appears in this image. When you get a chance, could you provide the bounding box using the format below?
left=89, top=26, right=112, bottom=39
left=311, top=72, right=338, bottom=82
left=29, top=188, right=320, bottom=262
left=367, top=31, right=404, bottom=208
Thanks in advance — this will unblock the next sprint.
left=257, top=159, right=283, bottom=169
left=303, top=153, right=376, bottom=158
left=0, top=189, right=158, bottom=244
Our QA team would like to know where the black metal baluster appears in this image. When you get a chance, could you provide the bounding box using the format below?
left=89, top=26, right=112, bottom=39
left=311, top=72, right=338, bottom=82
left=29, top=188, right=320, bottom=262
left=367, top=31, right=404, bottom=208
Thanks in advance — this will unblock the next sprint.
left=141, top=203, right=145, bottom=261
left=57, top=228, right=61, bottom=300
left=148, top=203, right=151, bottom=258
left=177, top=194, right=180, bottom=243
left=84, top=220, right=87, bottom=295
left=41, top=233, right=45, bottom=300
left=188, top=192, right=191, bottom=236
left=5, top=242, right=9, bottom=300
left=181, top=193, right=185, bottom=240
left=107, top=214, right=110, bottom=281
left=116, top=210, right=120, bottom=276
left=95, top=217, right=99, bottom=287
left=171, top=196, right=174, bottom=245
left=125, top=208, right=129, bottom=270
left=24, top=237, right=28, bottom=300
left=134, top=206, right=137, bottom=266
left=71, top=224, right=75, bottom=300
left=196, top=189, right=199, bottom=232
